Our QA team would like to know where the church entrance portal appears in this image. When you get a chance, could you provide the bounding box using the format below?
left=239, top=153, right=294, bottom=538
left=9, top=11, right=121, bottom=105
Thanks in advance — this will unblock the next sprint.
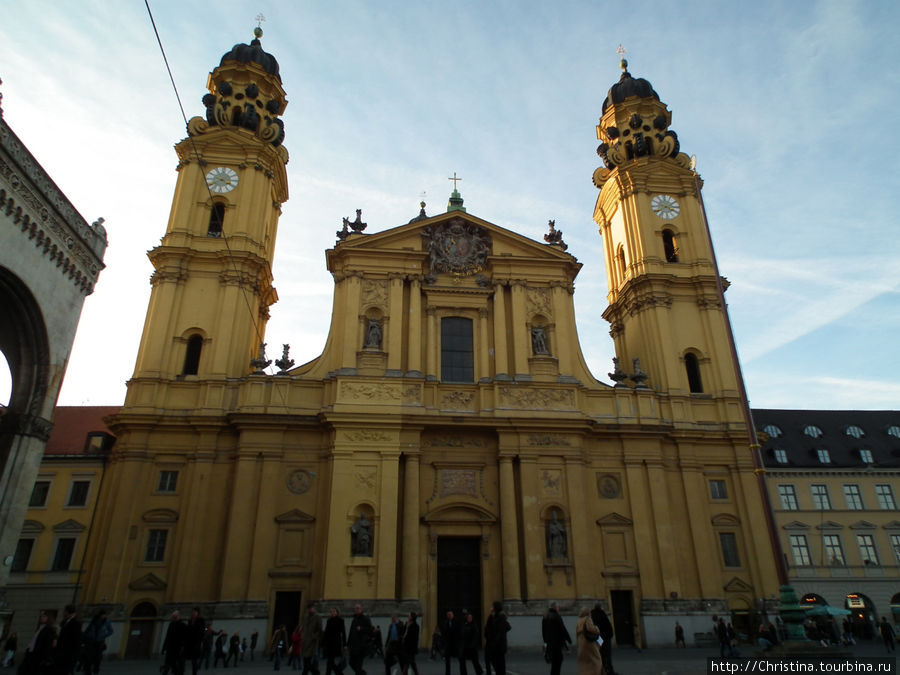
left=273, top=591, right=302, bottom=635
left=610, top=590, right=635, bottom=646
left=437, top=537, right=482, bottom=629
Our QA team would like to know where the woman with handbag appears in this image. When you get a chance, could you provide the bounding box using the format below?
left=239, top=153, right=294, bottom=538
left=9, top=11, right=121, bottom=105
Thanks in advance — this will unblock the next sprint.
left=575, top=608, right=604, bottom=675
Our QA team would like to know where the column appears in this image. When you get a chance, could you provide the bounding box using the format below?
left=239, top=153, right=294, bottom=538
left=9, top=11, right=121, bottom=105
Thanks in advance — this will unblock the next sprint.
left=387, top=274, right=405, bottom=373
left=517, top=458, right=542, bottom=599
left=681, top=462, right=721, bottom=597
left=509, top=281, right=529, bottom=376
left=623, top=461, right=664, bottom=597
left=426, top=307, right=437, bottom=379
left=377, top=451, right=401, bottom=597
left=565, top=456, right=599, bottom=597
left=407, top=276, right=423, bottom=376
left=341, top=273, right=363, bottom=370
left=550, top=283, right=574, bottom=374
left=219, top=451, right=262, bottom=599
left=401, top=452, right=421, bottom=600
left=492, top=283, right=509, bottom=379
left=498, top=455, right=522, bottom=601
left=478, top=308, right=490, bottom=382
left=646, top=461, right=681, bottom=594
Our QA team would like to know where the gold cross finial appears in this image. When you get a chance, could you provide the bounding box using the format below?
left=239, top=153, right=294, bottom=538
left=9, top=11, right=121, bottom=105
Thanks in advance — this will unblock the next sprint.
left=448, top=172, right=462, bottom=190
left=256, top=13, right=266, bottom=27
left=617, top=44, right=628, bottom=71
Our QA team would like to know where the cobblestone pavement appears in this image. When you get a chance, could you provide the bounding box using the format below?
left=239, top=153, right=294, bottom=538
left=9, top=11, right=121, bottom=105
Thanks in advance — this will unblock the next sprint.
left=80, top=641, right=896, bottom=675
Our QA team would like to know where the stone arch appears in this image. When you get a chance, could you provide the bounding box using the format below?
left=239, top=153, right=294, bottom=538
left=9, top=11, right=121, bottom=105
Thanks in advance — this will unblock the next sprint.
left=683, top=348, right=705, bottom=393
left=125, top=600, right=159, bottom=659
left=176, top=328, right=208, bottom=377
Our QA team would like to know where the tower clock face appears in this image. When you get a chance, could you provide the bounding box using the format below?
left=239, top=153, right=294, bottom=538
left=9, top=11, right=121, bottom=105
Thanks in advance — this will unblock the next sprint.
left=651, top=194, right=680, bottom=219
left=206, top=167, right=239, bottom=194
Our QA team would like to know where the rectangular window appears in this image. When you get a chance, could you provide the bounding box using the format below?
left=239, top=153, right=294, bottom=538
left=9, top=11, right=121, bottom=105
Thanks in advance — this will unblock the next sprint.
left=773, top=449, right=788, bottom=464
left=843, top=484, right=864, bottom=510
left=810, top=484, right=831, bottom=510
left=856, top=534, right=879, bottom=566
left=777, top=485, right=798, bottom=510
left=29, top=480, right=51, bottom=507
left=67, top=480, right=90, bottom=507
left=719, top=532, right=740, bottom=567
left=11, top=539, right=34, bottom=573
left=823, top=535, right=845, bottom=565
left=440, top=317, right=474, bottom=383
left=889, top=534, right=900, bottom=565
left=789, top=534, right=812, bottom=566
left=709, top=480, right=727, bottom=500
left=816, top=449, right=831, bottom=464
left=145, top=529, right=168, bottom=563
left=51, top=538, right=76, bottom=571
left=875, top=484, right=897, bottom=510
left=157, top=471, right=178, bottom=493
left=858, top=449, right=873, bottom=464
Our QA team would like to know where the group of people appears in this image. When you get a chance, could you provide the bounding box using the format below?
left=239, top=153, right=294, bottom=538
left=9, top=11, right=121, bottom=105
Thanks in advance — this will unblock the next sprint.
left=3, top=606, right=113, bottom=675
left=161, top=609, right=259, bottom=675
left=542, top=602, right=615, bottom=675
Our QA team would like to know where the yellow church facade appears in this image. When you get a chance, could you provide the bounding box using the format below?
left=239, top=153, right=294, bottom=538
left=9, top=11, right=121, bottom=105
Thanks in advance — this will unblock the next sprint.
left=78, top=34, right=781, bottom=653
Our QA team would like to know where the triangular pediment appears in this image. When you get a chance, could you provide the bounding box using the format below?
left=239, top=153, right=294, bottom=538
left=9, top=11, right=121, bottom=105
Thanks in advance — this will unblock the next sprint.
left=723, top=576, right=753, bottom=593
left=129, top=573, right=167, bottom=591
left=328, top=211, right=580, bottom=274
left=849, top=520, right=877, bottom=530
left=596, top=512, right=633, bottom=527
left=816, top=521, right=844, bottom=531
left=883, top=520, right=900, bottom=531
left=53, top=518, right=86, bottom=533
left=21, top=519, right=45, bottom=534
left=274, top=509, right=316, bottom=524
left=783, top=520, right=810, bottom=531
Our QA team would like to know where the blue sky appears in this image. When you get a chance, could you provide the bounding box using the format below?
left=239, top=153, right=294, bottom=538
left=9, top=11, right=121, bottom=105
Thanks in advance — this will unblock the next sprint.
left=1, top=0, right=898, bottom=410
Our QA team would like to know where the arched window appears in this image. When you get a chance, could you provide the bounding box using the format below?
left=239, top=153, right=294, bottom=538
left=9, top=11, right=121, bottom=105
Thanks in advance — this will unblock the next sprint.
left=207, top=203, right=225, bottom=237
left=182, top=335, right=203, bottom=375
left=685, top=352, right=703, bottom=393
left=663, top=229, right=678, bottom=262
left=441, top=317, right=474, bottom=383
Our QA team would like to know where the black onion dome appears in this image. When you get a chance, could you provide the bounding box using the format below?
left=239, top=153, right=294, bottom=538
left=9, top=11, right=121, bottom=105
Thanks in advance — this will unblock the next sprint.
left=601, top=70, right=659, bottom=114
left=220, top=38, right=281, bottom=81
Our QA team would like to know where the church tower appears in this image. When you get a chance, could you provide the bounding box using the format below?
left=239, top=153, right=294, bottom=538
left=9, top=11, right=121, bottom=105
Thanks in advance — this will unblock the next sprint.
left=593, top=57, right=737, bottom=400
left=128, top=28, right=288, bottom=398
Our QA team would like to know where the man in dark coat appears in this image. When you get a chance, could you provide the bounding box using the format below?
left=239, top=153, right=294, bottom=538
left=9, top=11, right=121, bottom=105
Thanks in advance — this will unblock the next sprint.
left=348, top=605, right=373, bottom=675
left=440, top=611, right=460, bottom=675
left=540, top=603, right=570, bottom=675
left=459, top=613, right=482, bottom=675
left=400, top=613, right=419, bottom=675
left=185, top=608, right=205, bottom=675
left=161, top=612, right=188, bottom=675
left=54, top=605, right=82, bottom=675
left=483, top=602, right=510, bottom=675
left=880, top=617, right=896, bottom=653
left=590, top=603, right=615, bottom=675
left=81, top=610, right=113, bottom=675
left=21, top=612, right=56, bottom=675
left=323, top=609, right=347, bottom=675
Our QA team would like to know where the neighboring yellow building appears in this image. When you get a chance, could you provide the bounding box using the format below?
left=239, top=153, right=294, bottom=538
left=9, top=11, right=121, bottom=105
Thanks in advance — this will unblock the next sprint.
left=755, top=409, right=900, bottom=637
left=74, top=34, right=781, bottom=653
left=4, top=406, right=116, bottom=639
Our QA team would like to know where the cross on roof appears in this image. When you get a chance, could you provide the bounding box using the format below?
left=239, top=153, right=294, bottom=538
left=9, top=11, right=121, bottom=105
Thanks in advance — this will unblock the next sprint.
left=448, top=172, right=462, bottom=190
left=256, top=13, right=266, bottom=27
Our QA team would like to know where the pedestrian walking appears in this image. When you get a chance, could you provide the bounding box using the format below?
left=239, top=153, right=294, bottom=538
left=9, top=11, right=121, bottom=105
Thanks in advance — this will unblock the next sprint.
left=880, top=617, right=895, bottom=653
left=323, top=609, right=347, bottom=675
left=347, top=606, right=372, bottom=675
left=400, top=613, right=419, bottom=675
left=54, top=605, right=82, bottom=675
left=541, top=602, right=571, bottom=675
left=270, top=626, right=288, bottom=671
left=440, top=611, right=460, bottom=675
left=213, top=631, right=228, bottom=669
left=674, top=621, right=685, bottom=648
left=185, top=609, right=205, bottom=675
left=590, top=604, right=615, bottom=675
left=483, top=602, right=509, bottom=675
left=3, top=632, right=17, bottom=668
left=226, top=633, right=241, bottom=668
left=161, top=612, right=188, bottom=675
left=575, top=608, right=603, bottom=675
left=20, top=612, right=56, bottom=675
left=81, top=609, right=113, bottom=675
left=459, top=613, right=482, bottom=675
left=301, top=606, right=323, bottom=675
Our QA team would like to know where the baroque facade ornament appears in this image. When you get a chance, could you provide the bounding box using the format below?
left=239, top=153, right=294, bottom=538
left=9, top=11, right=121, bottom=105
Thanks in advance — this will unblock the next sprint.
left=526, top=287, right=552, bottom=317
left=498, top=386, right=575, bottom=409
left=421, top=218, right=492, bottom=277
left=339, top=382, right=420, bottom=402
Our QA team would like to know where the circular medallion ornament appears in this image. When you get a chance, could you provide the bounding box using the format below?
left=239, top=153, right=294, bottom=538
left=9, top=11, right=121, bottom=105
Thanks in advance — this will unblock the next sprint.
left=286, top=469, right=312, bottom=495
left=206, top=167, right=239, bottom=194
left=650, top=194, right=680, bottom=220
left=598, top=474, right=621, bottom=499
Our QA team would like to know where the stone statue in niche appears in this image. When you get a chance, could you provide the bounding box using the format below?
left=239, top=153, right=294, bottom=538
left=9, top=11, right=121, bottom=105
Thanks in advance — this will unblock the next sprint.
left=363, top=318, right=382, bottom=349
left=531, top=326, right=549, bottom=355
left=546, top=510, right=567, bottom=559
left=350, top=512, right=373, bottom=556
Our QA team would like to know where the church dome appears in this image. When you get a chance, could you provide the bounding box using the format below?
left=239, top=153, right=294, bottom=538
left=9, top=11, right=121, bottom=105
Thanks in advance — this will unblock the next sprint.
left=601, top=65, right=659, bottom=114
left=220, top=35, right=281, bottom=82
